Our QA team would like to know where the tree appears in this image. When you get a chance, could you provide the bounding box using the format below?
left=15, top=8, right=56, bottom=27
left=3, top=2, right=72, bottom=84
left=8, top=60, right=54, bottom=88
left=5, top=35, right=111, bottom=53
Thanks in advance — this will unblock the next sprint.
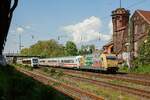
left=79, top=44, right=95, bottom=55
left=20, top=48, right=30, bottom=56
left=65, top=41, right=78, bottom=56
left=89, top=44, right=95, bottom=54
left=20, top=39, right=66, bottom=57
left=138, top=30, right=150, bottom=65
left=0, top=0, right=18, bottom=54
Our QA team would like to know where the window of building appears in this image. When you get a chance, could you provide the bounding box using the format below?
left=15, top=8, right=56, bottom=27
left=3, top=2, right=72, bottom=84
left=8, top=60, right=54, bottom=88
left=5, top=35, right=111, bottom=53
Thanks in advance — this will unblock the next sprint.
left=134, top=25, right=138, bottom=34
left=142, top=24, right=146, bottom=33
left=138, top=24, right=142, bottom=34
left=134, top=42, right=138, bottom=57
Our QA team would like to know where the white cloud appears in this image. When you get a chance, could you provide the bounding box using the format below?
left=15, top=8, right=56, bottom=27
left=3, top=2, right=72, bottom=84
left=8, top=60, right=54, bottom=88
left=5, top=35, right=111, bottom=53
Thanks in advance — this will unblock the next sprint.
left=16, top=27, right=24, bottom=33
left=62, top=16, right=111, bottom=44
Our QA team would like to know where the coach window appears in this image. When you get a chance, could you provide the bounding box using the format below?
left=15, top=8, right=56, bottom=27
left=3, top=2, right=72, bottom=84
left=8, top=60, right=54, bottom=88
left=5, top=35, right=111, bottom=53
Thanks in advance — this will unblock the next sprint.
left=40, top=60, right=45, bottom=63
left=48, top=60, right=51, bottom=62
left=71, top=60, right=74, bottom=63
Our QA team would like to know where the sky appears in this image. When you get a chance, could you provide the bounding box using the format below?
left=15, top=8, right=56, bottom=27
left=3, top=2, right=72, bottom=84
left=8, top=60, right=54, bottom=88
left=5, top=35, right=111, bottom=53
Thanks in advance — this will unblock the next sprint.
left=4, top=0, right=150, bottom=53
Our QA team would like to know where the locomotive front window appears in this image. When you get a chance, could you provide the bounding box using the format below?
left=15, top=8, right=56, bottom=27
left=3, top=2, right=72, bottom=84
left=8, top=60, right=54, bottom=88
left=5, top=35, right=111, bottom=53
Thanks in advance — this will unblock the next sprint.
left=33, top=59, right=38, bottom=63
left=106, top=56, right=117, bottom=60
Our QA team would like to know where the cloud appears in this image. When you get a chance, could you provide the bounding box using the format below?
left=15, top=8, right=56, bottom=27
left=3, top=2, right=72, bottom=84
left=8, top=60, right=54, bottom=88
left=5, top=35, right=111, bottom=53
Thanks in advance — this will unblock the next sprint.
left=62, top=16, right=111, bottom=44
left=16, top=27, right=24, bottom=33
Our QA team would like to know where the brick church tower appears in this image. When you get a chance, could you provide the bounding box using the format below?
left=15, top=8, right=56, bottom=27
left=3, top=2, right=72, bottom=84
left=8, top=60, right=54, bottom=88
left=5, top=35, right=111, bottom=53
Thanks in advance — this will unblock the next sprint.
left=112, top=8, right=130, bottom=54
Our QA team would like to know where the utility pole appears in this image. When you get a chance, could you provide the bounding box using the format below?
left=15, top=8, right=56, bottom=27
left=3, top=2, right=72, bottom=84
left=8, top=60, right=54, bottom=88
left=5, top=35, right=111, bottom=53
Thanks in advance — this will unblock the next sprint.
left=126, top=19, right=132, bottom=69
left=98, top=32, right=101, bottom=41
left=19, top=33, right=21, bottom=53
left=120, top=0, right=122, bottom=8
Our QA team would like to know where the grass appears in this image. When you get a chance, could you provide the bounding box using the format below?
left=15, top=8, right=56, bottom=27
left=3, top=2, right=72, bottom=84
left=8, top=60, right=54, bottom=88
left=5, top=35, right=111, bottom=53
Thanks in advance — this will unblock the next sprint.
left=0, top=65, right=72, bottom=100
left=41, top=67, right=64, bottom=78
left=119, top=64, right=150, bottom=74
left=13, top=63, right=34, bottom=71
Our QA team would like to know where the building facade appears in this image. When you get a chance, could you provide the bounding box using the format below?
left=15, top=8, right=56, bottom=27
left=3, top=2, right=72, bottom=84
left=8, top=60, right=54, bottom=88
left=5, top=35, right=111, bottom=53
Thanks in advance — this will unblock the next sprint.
left=103, top=41, right=114, bottom=54
left=130, top=10, right=150, bottom=57
left=110, top=8, right=150, bottom=60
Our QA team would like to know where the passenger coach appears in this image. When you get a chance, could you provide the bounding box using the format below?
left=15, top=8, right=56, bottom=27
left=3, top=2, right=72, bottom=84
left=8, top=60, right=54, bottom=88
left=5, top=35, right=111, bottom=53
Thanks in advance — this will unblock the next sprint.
left=17, top=57, right=39, bottom=67
left=39, top=56, right=84, bottom=68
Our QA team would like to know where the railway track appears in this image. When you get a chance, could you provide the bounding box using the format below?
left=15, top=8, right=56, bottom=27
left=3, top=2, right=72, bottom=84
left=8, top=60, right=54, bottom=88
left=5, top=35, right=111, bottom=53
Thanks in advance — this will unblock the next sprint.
left=69, top=75, right=150, bottom=99
left=36, top=68, right=150, bottom=99
left=16, top=67, right=104, bottom=100
left=50, top=67, right=150, bottom=86
left=120, top=73, right=150, bottom=80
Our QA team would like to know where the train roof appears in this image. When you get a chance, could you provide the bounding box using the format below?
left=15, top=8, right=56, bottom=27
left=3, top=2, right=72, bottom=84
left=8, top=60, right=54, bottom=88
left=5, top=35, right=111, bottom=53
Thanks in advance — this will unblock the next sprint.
left=40, top=55, right=83, bottom=60
left=100, top=53, right=117, bottom=57
left=22, top=57, right=39, bottom=60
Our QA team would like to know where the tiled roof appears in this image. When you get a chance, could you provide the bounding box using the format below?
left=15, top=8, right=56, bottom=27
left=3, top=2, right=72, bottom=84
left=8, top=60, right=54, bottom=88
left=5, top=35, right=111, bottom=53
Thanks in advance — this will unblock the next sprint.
left=137, top=10, right=150, bottom=24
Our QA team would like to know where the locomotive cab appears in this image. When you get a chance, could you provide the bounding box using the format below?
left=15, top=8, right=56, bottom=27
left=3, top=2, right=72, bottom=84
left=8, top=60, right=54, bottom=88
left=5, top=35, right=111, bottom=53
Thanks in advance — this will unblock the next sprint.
left=100, top=54, right=118, bottom=72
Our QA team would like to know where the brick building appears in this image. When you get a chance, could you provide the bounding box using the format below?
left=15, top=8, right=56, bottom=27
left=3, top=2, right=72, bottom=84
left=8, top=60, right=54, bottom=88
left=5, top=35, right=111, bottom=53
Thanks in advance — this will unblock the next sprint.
left=106, top=8, right=150, bottom=60
left=130, top=10, right=150, bottom=57
left=103, top=41, right=114, bottom=54
left=112, top=8, right=130, bottom=54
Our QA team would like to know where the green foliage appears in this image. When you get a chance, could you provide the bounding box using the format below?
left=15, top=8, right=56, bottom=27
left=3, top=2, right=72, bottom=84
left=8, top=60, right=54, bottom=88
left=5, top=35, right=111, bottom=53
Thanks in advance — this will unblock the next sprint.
left=41, top=67, right=64, bottom=78
left=132, top=30, right=150, bottom=67
left=78, top=44, right=95, bottom=55
left=120, top=64, right=150, bottom=74
left=130, top=30, right=150, bottom=70
left=120, top=30, right=150, bottom=74
left=56, top=70, right=64, bottom=77
left=21, top=39, right=66, bottom=57
left=0, top=65, right=72, bottom=100
left=20, top=40, right=80, bottom=57
left=20, top=48, right=30, bottom=56
left=124, top=31, right=150, bottom=74
left=21, top=39, right=97, bottom=57
left=65, top=41, right=78, bottom=56
left=131, top=58, right=138, bottom=68
left=119, top=65, right=131, bottom=72
left=132, top=65, right=150, bottom=74
left=138, top=36, right=150, bottom=65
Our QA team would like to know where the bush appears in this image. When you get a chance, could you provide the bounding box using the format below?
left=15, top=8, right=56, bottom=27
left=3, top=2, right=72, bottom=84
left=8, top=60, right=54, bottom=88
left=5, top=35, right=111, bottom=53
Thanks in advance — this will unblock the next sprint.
left=132, top=58, right=141, bottom=68
left=137, top=30, right=150, bottom=65
left=129, top=30, right=150, bottom=74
